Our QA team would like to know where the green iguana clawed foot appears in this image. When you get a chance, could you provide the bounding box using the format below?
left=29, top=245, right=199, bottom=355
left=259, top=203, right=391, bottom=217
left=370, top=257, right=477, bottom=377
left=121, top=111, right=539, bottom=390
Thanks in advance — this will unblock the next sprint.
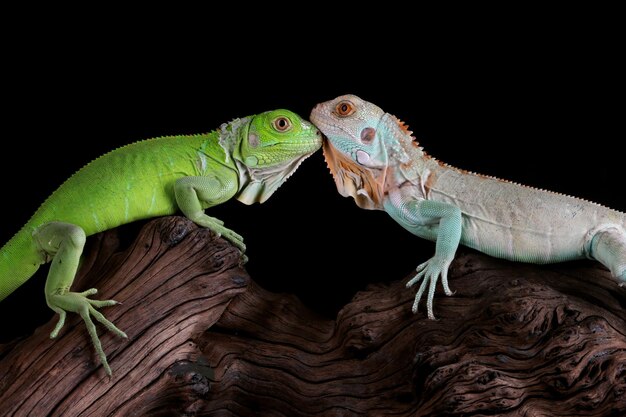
left=201, top=220, right=246, bottom=253
left=0, top=109, right=321, bottom=374
left=311, top=94, right=626, bottom=320
left=35, top=221, right=127, bottom=376
left=182, top=211, right=246, bottom=252
left=48, top=289, right=127, bottom=376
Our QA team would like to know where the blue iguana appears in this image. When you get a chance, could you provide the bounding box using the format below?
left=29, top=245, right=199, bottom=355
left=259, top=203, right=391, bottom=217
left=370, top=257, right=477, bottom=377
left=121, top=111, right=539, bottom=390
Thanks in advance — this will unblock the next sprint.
left=310, top=94, right=625, bottom=319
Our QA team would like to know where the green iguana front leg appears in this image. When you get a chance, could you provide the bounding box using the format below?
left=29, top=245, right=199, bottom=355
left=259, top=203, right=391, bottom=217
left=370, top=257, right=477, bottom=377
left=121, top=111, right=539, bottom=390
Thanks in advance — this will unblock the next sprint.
left=385, top=190, right=462, bottom=320
left=174, top=175, right=245, bottom=253
left=34, top=222, right=127, bottom=376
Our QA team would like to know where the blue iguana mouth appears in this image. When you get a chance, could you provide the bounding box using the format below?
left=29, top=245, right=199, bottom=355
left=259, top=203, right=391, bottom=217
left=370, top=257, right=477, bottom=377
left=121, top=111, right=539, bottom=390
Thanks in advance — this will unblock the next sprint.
left=322, top=139, right=385, bottom=210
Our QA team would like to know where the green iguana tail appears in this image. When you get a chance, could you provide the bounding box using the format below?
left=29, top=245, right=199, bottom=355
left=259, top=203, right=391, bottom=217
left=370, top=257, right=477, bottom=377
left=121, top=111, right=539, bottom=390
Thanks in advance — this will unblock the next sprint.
left=0, top=229, right=44, bottom=301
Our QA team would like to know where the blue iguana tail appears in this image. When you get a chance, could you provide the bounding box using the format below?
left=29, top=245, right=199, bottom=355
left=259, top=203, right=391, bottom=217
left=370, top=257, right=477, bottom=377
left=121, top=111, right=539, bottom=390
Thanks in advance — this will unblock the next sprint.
left=0, top=229, right=44, bottom=301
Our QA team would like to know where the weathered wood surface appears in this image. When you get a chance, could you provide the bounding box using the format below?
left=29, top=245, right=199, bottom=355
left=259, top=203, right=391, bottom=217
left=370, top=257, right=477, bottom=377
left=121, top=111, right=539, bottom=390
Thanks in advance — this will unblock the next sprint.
left=1, top=216, right=625, bottom=416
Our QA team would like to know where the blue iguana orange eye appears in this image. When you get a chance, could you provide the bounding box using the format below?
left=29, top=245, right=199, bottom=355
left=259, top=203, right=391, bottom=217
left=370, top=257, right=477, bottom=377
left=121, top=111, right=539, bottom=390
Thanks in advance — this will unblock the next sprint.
left=335, top=101, right=355, bottom=117
left=273, top=117, right=292, bottom=132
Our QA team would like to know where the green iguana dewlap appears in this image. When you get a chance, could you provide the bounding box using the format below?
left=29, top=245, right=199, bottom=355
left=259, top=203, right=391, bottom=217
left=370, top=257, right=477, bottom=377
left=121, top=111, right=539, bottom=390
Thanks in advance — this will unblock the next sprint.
left=310, top=94, right=625, bottom=320
left=0, top=110, right=322, bottom=375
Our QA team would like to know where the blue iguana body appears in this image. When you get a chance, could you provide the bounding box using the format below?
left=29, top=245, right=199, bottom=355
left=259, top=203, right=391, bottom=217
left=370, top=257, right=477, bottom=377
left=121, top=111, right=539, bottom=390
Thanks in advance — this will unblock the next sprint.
left=310, top=94, right=625, bottom=319
left=0, top=110, right=322, bottom=374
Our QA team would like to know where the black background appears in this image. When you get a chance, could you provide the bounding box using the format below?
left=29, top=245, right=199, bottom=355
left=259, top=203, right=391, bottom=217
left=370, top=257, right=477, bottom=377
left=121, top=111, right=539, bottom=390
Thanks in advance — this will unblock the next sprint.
left=1, top=16, right=622, bottom=340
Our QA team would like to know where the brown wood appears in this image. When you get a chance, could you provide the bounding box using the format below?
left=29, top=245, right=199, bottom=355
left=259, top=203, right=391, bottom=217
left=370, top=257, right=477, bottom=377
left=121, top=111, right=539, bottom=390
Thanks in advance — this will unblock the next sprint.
left=1, top=216, right=625, bottom=416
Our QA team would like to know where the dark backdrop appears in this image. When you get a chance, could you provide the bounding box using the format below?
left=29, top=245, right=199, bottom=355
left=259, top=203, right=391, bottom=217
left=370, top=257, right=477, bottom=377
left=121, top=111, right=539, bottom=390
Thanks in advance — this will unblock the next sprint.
left=1, top=25, right=622, bottom=340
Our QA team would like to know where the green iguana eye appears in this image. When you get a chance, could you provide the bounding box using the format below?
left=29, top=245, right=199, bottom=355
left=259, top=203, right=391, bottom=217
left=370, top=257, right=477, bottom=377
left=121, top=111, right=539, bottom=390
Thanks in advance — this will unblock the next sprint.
left=272, top=116, right=292, bottom=132
left=335, top=101, right=355, bottom=117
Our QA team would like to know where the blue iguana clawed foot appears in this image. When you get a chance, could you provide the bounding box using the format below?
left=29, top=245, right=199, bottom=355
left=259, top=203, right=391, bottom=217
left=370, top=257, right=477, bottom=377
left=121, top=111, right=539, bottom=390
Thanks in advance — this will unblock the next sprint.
left=406, top=257, right=454, bottom=320
left=48, top=289, right=127, bottom=376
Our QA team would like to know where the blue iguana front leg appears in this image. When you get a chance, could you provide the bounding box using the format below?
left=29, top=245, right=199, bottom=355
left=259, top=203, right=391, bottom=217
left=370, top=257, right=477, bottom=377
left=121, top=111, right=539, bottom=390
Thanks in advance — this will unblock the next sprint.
left=384, top=187, right=462, bottom=319
left=34, top=222, right=127, bottom=376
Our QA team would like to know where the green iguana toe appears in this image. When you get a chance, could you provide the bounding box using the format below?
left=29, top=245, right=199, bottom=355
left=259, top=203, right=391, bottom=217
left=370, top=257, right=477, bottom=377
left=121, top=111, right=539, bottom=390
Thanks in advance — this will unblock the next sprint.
left=202, top=221, right=246, bottom=252
left=221, top=230, right=246, bottom=253
left=213, top=225, right=245, bottom=250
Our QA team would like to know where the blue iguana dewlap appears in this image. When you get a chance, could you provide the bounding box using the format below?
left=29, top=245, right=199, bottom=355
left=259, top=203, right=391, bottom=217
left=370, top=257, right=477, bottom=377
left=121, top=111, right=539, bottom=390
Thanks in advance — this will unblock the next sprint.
left=310, top=94, right=625, bottom=320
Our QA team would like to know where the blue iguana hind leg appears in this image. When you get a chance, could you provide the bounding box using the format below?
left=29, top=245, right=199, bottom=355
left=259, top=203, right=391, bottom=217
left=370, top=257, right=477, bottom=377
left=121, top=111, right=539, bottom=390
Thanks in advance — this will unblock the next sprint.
left=34, top=222, right=127, bottom=376
left=588, top=226, right=626, bottom=287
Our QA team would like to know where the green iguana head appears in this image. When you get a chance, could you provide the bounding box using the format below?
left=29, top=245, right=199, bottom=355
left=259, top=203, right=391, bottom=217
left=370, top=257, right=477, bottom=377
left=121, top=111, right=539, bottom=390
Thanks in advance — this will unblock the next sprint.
left=233, top=109, right=322, bottom=204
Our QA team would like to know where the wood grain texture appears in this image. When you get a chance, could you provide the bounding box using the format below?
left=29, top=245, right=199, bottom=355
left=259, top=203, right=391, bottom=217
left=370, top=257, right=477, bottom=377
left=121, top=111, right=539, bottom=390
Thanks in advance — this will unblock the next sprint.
left=1, top=216, right=625, bottom=416
left=0, top=217, right=247, bottom=416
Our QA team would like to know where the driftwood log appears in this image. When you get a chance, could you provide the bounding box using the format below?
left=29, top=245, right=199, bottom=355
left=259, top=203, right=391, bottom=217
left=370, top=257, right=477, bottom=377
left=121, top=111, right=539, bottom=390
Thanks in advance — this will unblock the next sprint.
left=0, top=216, right=625, bottom=416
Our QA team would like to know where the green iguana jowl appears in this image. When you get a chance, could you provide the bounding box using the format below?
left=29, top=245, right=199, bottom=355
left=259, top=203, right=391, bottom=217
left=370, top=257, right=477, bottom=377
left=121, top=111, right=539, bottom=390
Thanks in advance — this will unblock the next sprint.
left=0, top=109, right=322, bottom=375
left=310, top=94, right=625, bottom=320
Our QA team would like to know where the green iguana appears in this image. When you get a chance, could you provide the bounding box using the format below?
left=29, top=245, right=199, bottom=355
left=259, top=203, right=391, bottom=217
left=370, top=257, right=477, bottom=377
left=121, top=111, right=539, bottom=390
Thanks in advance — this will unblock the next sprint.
left=0, top=109, right=322, bottom=375
left=310, top=94, right=625, bottom=320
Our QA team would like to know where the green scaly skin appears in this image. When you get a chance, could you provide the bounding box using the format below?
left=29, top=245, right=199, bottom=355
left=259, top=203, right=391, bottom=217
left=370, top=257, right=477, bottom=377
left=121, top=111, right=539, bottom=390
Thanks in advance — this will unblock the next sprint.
left=311, top=94, right=626, bottom=320
left=0, top=109, right=322, bottom=375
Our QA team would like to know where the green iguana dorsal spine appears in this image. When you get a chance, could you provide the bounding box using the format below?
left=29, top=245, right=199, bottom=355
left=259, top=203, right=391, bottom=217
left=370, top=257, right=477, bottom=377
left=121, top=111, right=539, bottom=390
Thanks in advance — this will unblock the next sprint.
left=310, top=94, right=625, bottom=320
left=0, top=109, right=322, bottom=375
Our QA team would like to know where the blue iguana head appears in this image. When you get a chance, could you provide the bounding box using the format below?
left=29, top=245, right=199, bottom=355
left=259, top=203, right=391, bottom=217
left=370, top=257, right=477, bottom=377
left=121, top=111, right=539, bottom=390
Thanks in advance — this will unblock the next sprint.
left=310, top=94, right=391, bottom=209
left=310, top=94, right=389, bottom=169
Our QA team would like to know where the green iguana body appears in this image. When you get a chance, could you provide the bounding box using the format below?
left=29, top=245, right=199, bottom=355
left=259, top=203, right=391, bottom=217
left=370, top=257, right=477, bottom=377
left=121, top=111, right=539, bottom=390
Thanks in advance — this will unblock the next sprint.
left=0, top=110, right=321, bottom=374
left=310, top=94, right=625, bottom=319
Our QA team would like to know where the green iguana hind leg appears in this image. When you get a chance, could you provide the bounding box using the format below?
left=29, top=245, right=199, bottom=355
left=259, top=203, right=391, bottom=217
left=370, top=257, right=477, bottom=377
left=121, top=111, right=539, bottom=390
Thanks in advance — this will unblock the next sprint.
left=589, top=226, right=626, bottom=287
left=34, top=222, right=127, bottom=376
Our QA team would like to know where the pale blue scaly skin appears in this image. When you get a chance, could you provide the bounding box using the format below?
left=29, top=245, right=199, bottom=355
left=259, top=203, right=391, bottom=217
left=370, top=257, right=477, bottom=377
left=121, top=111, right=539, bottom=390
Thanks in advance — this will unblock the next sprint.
left=310, top=94, right=626, bottom=320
